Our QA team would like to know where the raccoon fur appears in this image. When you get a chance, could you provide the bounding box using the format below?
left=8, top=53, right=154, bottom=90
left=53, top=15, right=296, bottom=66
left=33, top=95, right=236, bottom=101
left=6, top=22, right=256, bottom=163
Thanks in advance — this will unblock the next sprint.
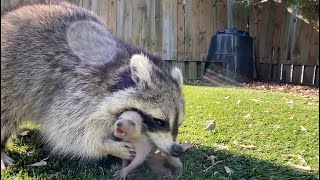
left=1, top=1, right=185, bottom=171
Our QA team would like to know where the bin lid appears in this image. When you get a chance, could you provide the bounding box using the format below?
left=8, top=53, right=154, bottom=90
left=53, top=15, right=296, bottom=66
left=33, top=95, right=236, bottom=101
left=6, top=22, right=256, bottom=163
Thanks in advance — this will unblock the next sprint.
left=216, top=28, right=249, bottom=36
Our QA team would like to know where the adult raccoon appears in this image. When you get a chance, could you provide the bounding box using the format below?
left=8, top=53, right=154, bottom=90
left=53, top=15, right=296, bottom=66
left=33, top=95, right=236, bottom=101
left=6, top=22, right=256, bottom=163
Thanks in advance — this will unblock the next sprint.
left=1, top=1, right=185, bottom=172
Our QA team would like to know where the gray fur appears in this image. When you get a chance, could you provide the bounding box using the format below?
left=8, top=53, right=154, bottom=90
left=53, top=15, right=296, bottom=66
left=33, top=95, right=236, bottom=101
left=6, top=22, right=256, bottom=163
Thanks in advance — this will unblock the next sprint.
left=1, top=1, right=184, bottom=170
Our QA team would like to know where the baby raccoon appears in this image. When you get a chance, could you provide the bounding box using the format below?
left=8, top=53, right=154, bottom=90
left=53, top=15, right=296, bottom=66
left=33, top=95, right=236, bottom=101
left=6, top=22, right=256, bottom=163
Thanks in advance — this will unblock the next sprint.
left=113, top=111, right=155, bottom=180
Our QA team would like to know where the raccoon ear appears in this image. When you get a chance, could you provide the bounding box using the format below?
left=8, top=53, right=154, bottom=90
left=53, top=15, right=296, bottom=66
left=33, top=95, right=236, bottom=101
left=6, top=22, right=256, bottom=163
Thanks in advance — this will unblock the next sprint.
left=171, top=67, right=183, bottom=87
left=130, top=54, right=153, bottom=88
left=67, top=20, right=118, bottom=66
left=142, top=123, right=148, bottom=132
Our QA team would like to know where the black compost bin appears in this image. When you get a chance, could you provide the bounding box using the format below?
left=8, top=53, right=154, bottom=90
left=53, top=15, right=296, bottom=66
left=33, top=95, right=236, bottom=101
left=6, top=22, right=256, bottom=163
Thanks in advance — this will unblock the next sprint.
left=205, top=28, right=254, bottom=82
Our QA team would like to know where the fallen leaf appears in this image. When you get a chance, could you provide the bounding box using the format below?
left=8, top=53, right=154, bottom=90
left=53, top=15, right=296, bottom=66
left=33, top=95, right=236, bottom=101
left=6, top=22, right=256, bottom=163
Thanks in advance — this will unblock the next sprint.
left=237, top=100, right=241, bottom=105
left=289, top=116, right=295, bottom=120
left=239, top=144, right=256, bottom=149
left=287, top=154, right=306, bottom=163
left=300, top=126, right=307, bottom=132
left=213, top=143, right=229, bottom=150
left=249, top=124, right=253, bottom=127
left=224, top=166, right=233, bottom=175
left=243, top=114, right=251, bottom=119
left=287, top=100, right=294, bottom=105
left=205, top=120, right=216, bottom=131
left=287, top=162, right=311, bottom=171
left=20, top=130, right=30, bottom=136
left=180, top=142, right=194, bottom=152
left=274, top=125, right=281, bottom=129
left=250, top=99, right=262, bottom=103
left=29, top=156, right=50, bottom=167
left=207, top=155, right=218, bottom=161
left=224, top=96, right=230, bottom=99
left=29, top=161, right=47, bottom=167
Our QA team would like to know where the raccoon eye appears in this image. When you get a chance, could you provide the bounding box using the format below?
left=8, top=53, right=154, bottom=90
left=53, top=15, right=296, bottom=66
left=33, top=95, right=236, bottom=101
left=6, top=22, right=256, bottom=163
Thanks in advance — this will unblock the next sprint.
left=154, top=118, right=166, bottom=127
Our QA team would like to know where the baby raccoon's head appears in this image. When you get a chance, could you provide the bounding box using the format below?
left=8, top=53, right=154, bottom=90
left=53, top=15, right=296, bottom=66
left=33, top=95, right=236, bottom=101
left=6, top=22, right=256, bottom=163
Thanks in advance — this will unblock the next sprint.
left=114, top=111, right=146, bottom=141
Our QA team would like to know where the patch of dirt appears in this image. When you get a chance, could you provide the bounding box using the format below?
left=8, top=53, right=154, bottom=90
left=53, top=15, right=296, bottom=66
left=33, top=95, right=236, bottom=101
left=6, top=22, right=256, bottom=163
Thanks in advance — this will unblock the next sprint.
left=247, top=81, right=319, bottom=96
left=184, top=79, right=319, bottom=96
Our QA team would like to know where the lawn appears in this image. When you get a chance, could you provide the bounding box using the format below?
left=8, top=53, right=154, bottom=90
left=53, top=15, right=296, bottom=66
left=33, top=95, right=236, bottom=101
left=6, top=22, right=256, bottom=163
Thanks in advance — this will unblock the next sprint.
left=1, top=85, right=319, bottom=180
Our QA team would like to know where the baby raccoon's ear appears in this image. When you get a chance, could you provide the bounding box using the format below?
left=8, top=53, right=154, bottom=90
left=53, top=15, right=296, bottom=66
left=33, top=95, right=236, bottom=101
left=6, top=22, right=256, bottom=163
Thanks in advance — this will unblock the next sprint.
left=130, top=54, right=153, bottom=89
left=142, top=123, right=148, bottom=132
left=171, top=67, right=183, bottom=87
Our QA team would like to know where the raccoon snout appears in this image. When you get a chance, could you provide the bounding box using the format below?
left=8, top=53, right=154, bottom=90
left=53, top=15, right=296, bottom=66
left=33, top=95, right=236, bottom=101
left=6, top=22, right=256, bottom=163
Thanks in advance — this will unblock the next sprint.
left=170, top=144, right=184, bottom=157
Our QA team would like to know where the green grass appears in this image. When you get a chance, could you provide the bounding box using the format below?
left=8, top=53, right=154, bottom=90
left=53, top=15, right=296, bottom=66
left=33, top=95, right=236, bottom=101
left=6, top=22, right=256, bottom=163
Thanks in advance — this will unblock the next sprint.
left=1, top=85, right=319, bottom=180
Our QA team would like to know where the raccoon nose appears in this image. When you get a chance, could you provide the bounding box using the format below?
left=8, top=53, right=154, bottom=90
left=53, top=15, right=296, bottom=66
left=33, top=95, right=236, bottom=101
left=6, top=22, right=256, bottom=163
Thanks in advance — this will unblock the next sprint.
left=116, top=122, right=123, bottom=127
left=170, top=144, right=184, bottom=157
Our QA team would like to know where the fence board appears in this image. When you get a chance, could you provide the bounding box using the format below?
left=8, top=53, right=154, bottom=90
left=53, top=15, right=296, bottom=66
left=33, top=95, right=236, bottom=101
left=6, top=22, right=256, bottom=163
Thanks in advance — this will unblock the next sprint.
left=188, top=62, right=198, bottom=79
left=177, top=0, right=185, bottom=61
left=116, top=0, right=125, bottom=39
left=162, top=0, right=177, bottom=60
left=232, top=3, right=247, bottom=31
left=291, top=16, right=305, bottom=64
left=92, top=0, right=108, bottom=25
left=315, top=66, right=319, bottom=87
left=258, top=63, right=270, bottom=80
left=292, top=65, right=302, bottom=84
left=296, top=22, right=312, bottom=65
left=302, top=66, right=315, bottom=85
left=108, top=0, right=117, bottom=34
left=308, top=26, right=319, bottom=65
left=281, top=64, right=292, bottom=82
left=199, top=0, right=213, bottom=61
left=123, top=0, right=132, bottom=43
left=191, top=0, right=200, bottom=61
left=272, top=64, right=280, bottom=81
left=279, top=7, right=291, bottom=64
left=131, top=0, right=142, bottom=46
left=272, top=2, right=284, bottom=64
left=184, top=0, right=192, bottom=61
left=153, top=0, right=162, bottom=56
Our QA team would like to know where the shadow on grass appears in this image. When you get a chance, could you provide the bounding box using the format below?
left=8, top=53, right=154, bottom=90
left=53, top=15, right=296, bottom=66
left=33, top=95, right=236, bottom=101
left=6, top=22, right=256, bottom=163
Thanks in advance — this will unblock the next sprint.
left=1, top=129, right=318, bottom=180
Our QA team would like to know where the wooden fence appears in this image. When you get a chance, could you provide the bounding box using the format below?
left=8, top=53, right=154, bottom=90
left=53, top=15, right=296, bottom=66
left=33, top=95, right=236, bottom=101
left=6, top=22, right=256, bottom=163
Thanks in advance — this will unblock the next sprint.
left=1, top=0, right=319, bottom=86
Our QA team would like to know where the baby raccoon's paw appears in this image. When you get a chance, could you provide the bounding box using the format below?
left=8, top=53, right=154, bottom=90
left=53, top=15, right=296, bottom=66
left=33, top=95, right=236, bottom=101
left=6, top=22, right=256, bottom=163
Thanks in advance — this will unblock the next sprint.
left=111, top=141, right=135, bottom=160
left=1, top=151, right=15, bottom=170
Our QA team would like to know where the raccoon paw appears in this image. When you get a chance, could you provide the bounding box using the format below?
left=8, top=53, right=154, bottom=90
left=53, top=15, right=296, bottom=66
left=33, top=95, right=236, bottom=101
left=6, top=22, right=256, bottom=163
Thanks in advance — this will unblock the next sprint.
left=113, top=170, right=128, bottom=180
left=1, top=151, right=15, bottom=170
left=112, top=141, right=135, bottom=160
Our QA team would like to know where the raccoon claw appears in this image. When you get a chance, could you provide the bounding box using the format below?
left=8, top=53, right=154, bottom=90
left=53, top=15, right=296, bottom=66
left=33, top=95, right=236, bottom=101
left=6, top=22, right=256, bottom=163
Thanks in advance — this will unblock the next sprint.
left=1, top=152, right=15, bottom=170
left=110, top=141, right=135, bottom=160
left=113, top=170, right=127, bottom=180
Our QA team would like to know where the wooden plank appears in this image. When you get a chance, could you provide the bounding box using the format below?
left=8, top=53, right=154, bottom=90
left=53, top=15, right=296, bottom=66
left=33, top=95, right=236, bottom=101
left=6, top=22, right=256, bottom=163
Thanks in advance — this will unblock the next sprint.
left=218, top=0, right=227, bottom=29
left=191, top=0, right=200, bottom=61
left=123, top=0, right=132, bottom=43
left=259, top=1, right=275, bottom=62
left=177, top=0, right=185, bottom=61
left=272, top=64, right=280, bottom=81
left=149, top=0, right=157, bottom=53
left=288, top=13, right=305, bottom=64
left=232, top=2, right=247, bottom=31
left=108, top=0, right=117, bottom=34
left=82, top=0, right=92, bottom=10
left=144, top=0, right=154, bottom=51
left=116, top=0, right=125, bottom=40
left=315, top=66, right=319, bottom=87
left=281, top=64, right=292, bottom=82
left=162, top=0, right=177, bottom=60
left=189, top=62, right=198, bottom=79
left=302, top=65, right=315, bottom=85
left=199, top=0, right=214, bottom=61
left=279, top=6, right=291, bottom=63
left=153, top=0, right=162, bottom=56
left=184, top=0, right=192, bottom=61
left=131, top=0, right=142, bottom=47
left=259, top=63, right=271, bottom=80
left=292, top=65, right=302, bottom=84
left=307, top=25, right=319, bottom=65
left=297, top=24, right=313, bottom=65
left=272, top=2, right=285, bottom=64
left=92, top=0, right=108, bottom=25
left=197, top=61, right=206, bottom=79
